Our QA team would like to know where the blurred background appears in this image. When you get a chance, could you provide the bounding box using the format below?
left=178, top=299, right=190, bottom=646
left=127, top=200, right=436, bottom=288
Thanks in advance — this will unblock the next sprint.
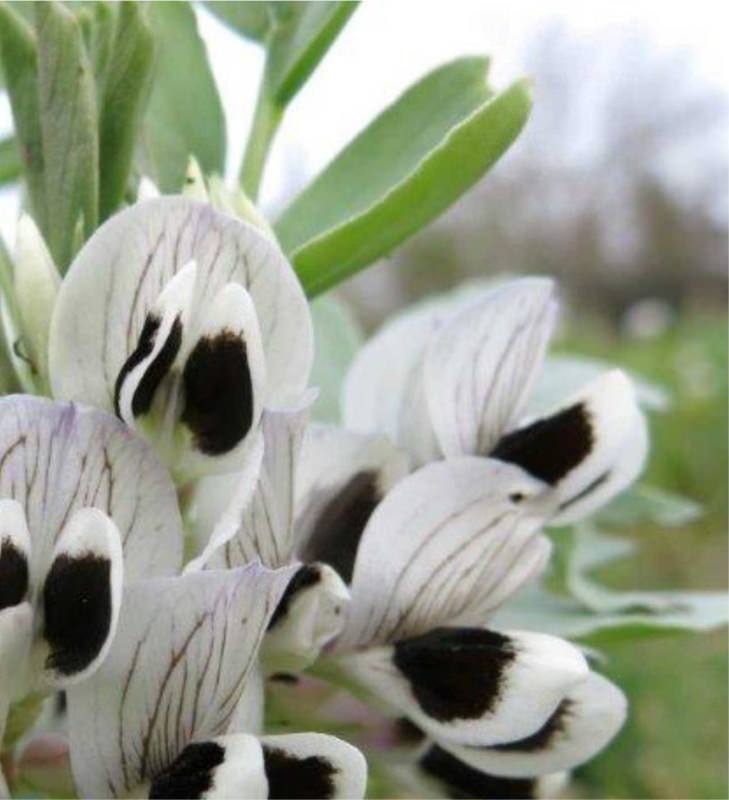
left=1, top=1, right=726, bottom=796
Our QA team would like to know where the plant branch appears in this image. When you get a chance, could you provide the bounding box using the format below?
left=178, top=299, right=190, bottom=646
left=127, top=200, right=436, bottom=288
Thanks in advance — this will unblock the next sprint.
left=239, top=73, right=283, bottom=201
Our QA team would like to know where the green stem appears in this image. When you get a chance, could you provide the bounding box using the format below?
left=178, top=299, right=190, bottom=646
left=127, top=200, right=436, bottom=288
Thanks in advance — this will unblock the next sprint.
left=239, top=77, right=283, bottom=201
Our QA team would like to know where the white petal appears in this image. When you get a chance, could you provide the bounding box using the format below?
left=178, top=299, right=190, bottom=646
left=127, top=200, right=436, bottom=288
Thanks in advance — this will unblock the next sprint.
left=295, top=425, right=408, bottom=582
left=424, top=278, right=557, bottom=460
left=260, top=732, right=367, bottom=799
left=263, top=563, right=350, bottom=672
left=148, top=734, right=268, bottom=799
left=37, top=508, right=123, bottom=688
left=338, top=458, right=555, bottom=650
left=66, top=563, right=295, bottom=798
left=174, top=281, right=267, bottom=479
left=186, top=430, right=264, bottom=572
left=50, top=196, right=312, bottom=414
left=114, top=260, right=197, bottom=431
left=0, top=602, right=33, bottom=707
left=442, top=672, right=627, bottom=777
left=492, top=370, right=649, bottom=524
left=0, top=395, right=182, bottom=580
left=198, top=398, right=312, bottom=570
left=342, top=304, right=438, bottom=441
left=14, top=214, right=60, bottom=382
left=334, top=628, right=588, bottom=747
left=418, top=744, right=568, bottom=799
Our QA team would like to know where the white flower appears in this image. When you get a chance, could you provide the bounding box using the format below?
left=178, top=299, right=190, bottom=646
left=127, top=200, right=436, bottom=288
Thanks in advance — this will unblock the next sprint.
left=295, top=449, right=628, bottom=795
left=193, top=413, right=626, bottom=796
left=65, top=564, right=366, bottom=799
left=48, top=196, right=313, bottom=481
left=343, top=277, right=648, bottom=525
left=0, top=395, right=182, bottom=743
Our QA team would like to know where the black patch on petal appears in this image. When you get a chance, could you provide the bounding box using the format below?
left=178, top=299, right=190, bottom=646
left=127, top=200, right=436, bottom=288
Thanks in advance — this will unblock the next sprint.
left=299, top=471, right=380, bottom=583
left=491, top=403, right=593, bottom=485
left=114, top=313, right=160, bottom=416
left=393, top=628, right=516, bottom=723
left=149, top=741, right=225, bottom=799
left=181, top=331, right=254, bottom=456
left=394, top=717, right=426, bottom=746
left=132, top=316, right=183, bottom=418
left=42, top=552, right=112, bottom=676
left=268, top=564, right=321, bottom=630
left=490, top=698, right=573, bottom=753
left=0, top=537, right=28, bottom=610
left=420, top=745, right=536, bottom=800
left=263, top=745, right=338, bottom=800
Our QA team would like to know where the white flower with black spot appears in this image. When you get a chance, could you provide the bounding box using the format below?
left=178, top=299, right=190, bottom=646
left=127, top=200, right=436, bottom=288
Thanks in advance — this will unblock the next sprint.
left=49, top=197, right=313, bottom=482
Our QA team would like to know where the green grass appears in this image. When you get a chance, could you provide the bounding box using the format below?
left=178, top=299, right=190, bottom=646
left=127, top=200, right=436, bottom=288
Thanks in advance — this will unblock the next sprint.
left=558, top=313, right=728, bottom=799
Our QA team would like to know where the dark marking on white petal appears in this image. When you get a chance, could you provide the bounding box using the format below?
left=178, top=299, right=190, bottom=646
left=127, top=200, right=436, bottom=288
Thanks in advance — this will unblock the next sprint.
left=490, top=698, right=573, bottom=753
left=491, top=403, right=593, bottom=485
left=393, top=628, right=516, bottom=723
left=267, top=565, right=321, bottom=630
left=181, top=331, right=254, bottom=456
left=558, top=471, right=610, bottom=511
left=299, top=471, right=381, bottom=583
left=149, top=741, right=225, bottom=799
left=132, top=317, right=183, bottom=418
left=114, top=314, right=161, bottom=416
left=263, top=745, right=338, bottom=800
left=394, top=717, right=427, bottom=746
left=420, top=745, right=537, bottom=799
left=0, top=537, right=28, bottom=610
left=42, top=552, right=112, bottom=676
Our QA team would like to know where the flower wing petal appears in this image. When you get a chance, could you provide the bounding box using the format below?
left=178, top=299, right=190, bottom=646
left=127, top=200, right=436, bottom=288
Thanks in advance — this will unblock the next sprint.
left=441, top=671, right=626, bottom=777
left=492, top=370, right=648, bottom=524
left=338, top=458, right=555, bottom=650
left=260, top=732, right=367, bottom=800
left=418, top=744, right=567, bottom=799
left=39, top=508, right=123, bottom=688
left=335, top=627, right=588, bottom=747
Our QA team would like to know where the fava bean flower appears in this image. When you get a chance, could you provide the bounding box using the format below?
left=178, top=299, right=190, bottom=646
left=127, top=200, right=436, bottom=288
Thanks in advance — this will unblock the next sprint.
left=49, top=197, right=313, bottom=481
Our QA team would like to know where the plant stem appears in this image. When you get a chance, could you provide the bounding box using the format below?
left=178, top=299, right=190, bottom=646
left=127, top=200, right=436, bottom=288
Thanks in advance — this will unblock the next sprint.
left=239, top=78, right=283, bottom=201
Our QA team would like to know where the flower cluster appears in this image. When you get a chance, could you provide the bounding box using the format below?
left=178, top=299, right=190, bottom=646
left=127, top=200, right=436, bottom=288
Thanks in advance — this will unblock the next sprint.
left=0, top=193, right=649, bottom=800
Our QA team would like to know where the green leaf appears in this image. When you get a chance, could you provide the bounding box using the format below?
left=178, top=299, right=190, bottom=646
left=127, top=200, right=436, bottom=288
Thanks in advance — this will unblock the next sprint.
left=309, top=294, right=363, bottom=422
left=276, top=59, right=532, bottom=296
left=35, top=0, right=98, bottom=270
left=598, top=484, right=703, bottom=528
left=264, top=2, right=357, bottom=105
left=97, top=2, right=155, bottom=219
left=205, top=1, right=272, bottom=42
left=207, top=1, right=356, bottom=104
left=0, top=3, right=46, bottom=228
left=495, top=584, right=728, bottom=644
left=0, top=135, right=21, bottom=184
left=142, top=2, right=225, bottom=192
